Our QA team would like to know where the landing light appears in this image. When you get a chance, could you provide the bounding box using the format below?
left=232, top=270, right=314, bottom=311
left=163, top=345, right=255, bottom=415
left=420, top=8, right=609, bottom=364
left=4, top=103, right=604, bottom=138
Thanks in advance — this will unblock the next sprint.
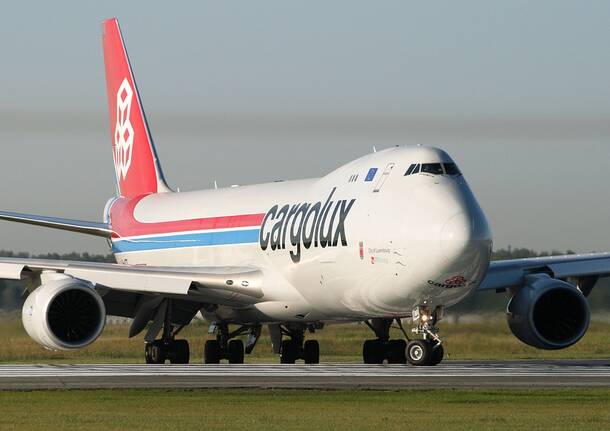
left=412, top=306, right=432, bottom=323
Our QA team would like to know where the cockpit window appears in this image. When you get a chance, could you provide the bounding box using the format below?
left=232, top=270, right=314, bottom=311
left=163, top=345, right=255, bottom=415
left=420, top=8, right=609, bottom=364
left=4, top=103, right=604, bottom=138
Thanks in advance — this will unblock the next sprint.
left=404, top=164, right=417, bottom=176
left=421, top=163, right=444, bottom=175
left=405, top=162, right=461, bottom=177
left=443, top=163, right=461, bottom=176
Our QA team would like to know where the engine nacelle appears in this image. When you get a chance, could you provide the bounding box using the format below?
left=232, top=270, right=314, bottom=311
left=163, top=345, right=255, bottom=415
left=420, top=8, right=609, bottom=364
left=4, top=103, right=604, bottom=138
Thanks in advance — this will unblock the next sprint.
left=507, top=274, right=590, bottom=350
left=22, top=274, right=106, bottom=351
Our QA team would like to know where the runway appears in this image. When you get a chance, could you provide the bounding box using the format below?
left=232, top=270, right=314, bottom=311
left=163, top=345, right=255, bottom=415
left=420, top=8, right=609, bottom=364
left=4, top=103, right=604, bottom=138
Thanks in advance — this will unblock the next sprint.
left=0, top=360, right=608, bottom=389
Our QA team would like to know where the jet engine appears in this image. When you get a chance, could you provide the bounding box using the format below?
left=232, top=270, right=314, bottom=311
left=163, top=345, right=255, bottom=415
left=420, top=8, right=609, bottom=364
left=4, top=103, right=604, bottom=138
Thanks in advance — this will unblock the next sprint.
left=507, top=274, right=590, bottom=350
left=22, top=274, right=106, bottom=350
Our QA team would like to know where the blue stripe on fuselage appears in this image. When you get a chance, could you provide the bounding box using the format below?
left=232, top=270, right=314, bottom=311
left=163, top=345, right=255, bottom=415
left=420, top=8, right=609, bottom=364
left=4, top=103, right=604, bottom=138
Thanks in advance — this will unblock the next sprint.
left=112, top=228, right=260, bottom=253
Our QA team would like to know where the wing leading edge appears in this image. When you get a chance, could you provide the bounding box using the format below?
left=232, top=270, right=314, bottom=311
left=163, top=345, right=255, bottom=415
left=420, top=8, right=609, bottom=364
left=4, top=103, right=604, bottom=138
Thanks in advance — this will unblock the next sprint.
left=478, top=252, right=610, bottom=292
left=0, top=257, right=264, bottom=304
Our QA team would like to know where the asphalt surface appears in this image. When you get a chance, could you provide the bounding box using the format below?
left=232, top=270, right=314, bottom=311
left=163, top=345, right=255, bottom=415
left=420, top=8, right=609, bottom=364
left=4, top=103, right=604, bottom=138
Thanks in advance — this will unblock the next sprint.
left=0, top=360, right=608, bottom=389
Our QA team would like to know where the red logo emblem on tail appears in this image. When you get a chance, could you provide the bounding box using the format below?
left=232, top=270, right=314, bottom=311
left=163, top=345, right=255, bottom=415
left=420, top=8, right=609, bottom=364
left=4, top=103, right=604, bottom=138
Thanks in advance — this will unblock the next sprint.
left=113, top=78, right=134, bottom=180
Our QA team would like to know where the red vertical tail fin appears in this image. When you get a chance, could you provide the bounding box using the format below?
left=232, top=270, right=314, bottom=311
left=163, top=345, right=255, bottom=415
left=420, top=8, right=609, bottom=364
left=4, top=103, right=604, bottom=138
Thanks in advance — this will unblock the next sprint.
left=102, top=18, right=171, bottom=198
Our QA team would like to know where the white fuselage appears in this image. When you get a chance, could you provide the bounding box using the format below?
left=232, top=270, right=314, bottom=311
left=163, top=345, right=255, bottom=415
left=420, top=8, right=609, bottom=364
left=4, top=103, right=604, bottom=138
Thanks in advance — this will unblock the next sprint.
left=110, top=146, right=492, bottom=323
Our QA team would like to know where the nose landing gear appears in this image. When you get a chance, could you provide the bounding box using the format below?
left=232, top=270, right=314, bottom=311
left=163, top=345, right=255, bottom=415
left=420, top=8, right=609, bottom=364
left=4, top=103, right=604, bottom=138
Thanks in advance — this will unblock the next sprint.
left=406, top=339, right=444, bottom=366
left=362, top=307, right=445, bottom=366
left=406, top=306, right=444, bottom=366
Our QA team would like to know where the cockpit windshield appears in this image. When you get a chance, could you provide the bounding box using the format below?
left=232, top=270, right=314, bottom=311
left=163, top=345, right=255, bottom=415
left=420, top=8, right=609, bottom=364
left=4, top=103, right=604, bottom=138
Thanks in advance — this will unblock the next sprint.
left=421, top=163, right=444, bottom=175
left=404, top=162, right=461, bottom=177
left=443, top=163, right=461, bottom=176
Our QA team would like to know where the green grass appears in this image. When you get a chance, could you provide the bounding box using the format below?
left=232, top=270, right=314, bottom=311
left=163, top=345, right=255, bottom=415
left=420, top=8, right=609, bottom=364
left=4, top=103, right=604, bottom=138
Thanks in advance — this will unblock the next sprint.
left=0, top=316, right=609, bottom=363
left=0, top=388, right=608, bottom=430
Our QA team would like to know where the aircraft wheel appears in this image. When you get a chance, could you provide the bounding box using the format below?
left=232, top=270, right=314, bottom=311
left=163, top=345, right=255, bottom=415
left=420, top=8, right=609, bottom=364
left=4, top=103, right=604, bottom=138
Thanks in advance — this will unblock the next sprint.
left=228, top=339, right=245, bottom=364
left=204, top=340, right=221, bottom=364
left=144, top=342, right=154, bottom=364
left=169, top=339, right=190, bottom=364
left=387, top=339, right=407, bottom=364
left=406, top=340, right=431, bottom=366
left=362, top=339, right=384, bottom=364
left=280, top=340, right=298, bottom=364
left=149, top=340, right=166, bottom=364
left=303, top=340, right=320, bottom=364
left=429, top=342, right=444, bottom=366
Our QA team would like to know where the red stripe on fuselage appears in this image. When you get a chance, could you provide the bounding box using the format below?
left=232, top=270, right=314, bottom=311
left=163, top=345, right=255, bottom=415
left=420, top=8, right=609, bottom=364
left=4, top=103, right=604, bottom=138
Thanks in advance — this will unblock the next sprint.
left=109, top=196, right=265, bottom=238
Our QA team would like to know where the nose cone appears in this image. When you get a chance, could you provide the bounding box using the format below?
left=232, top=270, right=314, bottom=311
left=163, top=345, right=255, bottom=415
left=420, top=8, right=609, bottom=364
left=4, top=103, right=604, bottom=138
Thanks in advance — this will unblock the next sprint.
left=432, top=179, right=492, bottom=291
left=408, top=175, right=492, bottom=297
left=441, top=211, right=490, bottom=263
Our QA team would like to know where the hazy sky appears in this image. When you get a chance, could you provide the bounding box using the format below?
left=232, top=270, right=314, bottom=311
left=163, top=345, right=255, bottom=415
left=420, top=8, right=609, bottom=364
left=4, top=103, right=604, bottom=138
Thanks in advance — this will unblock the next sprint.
left=0, top=1, right=608, bottom=254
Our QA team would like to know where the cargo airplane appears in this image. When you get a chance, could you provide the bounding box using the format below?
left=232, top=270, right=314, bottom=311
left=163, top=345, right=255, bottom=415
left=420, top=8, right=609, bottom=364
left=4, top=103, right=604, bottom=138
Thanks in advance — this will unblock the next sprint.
left=1, top=18, right=608, bottom=366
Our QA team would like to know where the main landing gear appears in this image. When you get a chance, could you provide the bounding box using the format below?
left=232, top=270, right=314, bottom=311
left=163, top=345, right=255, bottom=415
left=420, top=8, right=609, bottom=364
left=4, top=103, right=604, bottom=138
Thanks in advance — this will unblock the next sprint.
left=203, top=323, right=261, bottom=364
left=362, top=307, right=444, bottom=366
left=144, top=300, right=190, bottom=364
left=278, top=324, right=320, bottom=364
left=362, top=318, right=407, bottom=364
left=145, top=339, right=190, bottom=364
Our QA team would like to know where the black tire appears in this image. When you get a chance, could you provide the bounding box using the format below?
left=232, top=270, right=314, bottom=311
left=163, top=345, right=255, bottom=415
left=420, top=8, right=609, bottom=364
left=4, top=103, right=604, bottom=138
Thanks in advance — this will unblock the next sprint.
left=387, top=339, right=407, bottom=364
left=169, top=339, right=190, bottom=364
left=362, top=339, right=384, bottom=364
left=303, top=340, right=320, bottom=364
left=144, top=342, right=155, bottom=364
left=406, top=339, right=431, bottom=366
left=150, top=340, right=166, bottom=364
left=228, top=339, right=245, bottom=364
left=429, top=342, right=444, bottom=366
left=280, top=340, right=298, bottom=364
left=204, top=339, right=221, bottom=364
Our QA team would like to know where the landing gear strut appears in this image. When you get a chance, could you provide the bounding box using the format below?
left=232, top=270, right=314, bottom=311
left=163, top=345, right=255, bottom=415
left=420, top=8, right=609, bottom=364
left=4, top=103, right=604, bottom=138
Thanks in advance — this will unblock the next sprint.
left=279, top=324, right=320, bottom=364
left=203, top=323, right=261, bottom=364
left=144, top=300, right=190, bottom=364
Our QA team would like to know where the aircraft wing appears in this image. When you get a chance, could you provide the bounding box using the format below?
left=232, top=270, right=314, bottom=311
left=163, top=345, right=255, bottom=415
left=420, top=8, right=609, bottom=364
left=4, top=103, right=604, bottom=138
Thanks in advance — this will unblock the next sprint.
left=0, top=257, right=264, bottom=305
left=0, top=211, right=113, bottom=237
left=478, top=252, right=610, bottom=293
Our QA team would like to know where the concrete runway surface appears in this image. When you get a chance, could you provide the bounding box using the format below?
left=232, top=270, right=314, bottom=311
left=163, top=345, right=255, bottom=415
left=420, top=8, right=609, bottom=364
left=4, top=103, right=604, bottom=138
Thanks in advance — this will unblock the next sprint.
left=0, top=360, right=608, bottom=389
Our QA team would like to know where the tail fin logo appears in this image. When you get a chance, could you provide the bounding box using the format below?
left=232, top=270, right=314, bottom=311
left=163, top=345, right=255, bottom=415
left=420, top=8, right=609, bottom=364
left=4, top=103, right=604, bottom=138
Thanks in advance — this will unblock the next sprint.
left=113, top=78, right=134, bottom=180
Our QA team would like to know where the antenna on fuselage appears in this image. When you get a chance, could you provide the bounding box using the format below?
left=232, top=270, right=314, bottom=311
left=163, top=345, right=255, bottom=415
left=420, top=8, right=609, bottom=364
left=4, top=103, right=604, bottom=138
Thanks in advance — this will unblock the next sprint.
left=214, top=181, right=218, bottom=189
left=373, top=146, right=377, bottom=153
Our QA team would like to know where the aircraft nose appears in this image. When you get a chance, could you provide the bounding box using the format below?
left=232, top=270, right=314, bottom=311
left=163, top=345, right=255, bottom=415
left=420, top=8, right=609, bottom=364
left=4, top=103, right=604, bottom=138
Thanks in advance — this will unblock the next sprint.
left=439, top=207, right=492, bottom=265
left=440, top=212, right=473, bottom=261
left=408, top=176, right=492, bottom=277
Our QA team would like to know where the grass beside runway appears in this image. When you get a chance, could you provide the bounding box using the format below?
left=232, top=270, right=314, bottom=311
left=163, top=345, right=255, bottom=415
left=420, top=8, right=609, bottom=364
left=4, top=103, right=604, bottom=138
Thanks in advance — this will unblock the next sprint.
left=0, top=388, right=608, bottom=430
left=0, top=316, right=608, bottom=363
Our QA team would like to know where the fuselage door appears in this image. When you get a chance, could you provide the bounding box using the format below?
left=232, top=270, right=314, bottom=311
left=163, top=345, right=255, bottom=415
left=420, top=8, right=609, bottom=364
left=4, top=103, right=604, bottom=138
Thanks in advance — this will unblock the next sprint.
left=373, top=163, right=395, bottom=193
